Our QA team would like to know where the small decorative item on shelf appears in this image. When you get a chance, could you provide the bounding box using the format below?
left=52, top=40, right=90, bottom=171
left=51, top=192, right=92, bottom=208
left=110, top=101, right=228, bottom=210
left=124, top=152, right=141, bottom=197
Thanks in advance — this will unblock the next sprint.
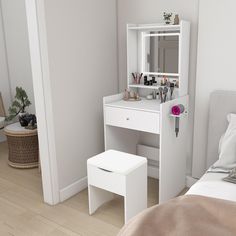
left=174, top=14, right=180, bottom=25
left=144, top=76, right=149, bottom=85
left=130, top=90, right=135, bottom=98
left=124, top=89, right=130, bottom=100
left=161, top=76, right=168, bottom=86
left=123, top=89, right=141, bottom=101
left=144, top=76, right=157, bottom=86
left=152, top=77, right=157, bottom=85
left=132, top=73, right=143, bottom=84
left=163, top=12, right=173, bottom=25
left=146, top=94, right=153, bottom=100
left=169, top=82, right=175, bottom=100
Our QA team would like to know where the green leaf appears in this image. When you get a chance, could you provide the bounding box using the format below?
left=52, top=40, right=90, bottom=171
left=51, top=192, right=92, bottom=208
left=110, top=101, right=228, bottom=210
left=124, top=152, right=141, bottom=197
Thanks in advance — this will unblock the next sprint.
left=12, top=100, right=22, bottom=108
left=6, top=86, right=32, bottom=121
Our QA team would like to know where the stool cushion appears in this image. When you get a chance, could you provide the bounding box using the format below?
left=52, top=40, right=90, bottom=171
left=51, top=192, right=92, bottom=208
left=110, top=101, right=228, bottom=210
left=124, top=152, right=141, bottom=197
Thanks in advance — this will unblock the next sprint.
left=0, top=117, right=4, bottom=129
left=87, top=150, right=147, bottom=175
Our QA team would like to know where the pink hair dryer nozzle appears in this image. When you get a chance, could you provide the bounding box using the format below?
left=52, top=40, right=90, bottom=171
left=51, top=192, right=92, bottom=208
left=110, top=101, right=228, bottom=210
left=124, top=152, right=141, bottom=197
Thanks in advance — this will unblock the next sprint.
left=171, top=104, right=185, bottom=116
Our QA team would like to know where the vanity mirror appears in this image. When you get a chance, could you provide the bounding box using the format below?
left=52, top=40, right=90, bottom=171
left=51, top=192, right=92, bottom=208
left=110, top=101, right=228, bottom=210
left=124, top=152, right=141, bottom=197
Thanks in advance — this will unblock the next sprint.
left=143, top=33, right=179, bottom=75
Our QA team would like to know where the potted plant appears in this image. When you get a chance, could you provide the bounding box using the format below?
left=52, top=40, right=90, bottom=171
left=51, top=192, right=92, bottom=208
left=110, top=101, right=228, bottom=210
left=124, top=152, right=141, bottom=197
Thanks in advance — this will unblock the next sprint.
left=163, top=12, right=173, bottom=24
left=6, top=87, right=31, bottom=126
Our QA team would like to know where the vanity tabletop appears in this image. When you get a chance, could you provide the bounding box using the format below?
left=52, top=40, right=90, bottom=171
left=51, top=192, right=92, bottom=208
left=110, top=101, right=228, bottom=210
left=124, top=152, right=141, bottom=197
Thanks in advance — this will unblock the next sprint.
left=105, top=98, right=161, bottom=113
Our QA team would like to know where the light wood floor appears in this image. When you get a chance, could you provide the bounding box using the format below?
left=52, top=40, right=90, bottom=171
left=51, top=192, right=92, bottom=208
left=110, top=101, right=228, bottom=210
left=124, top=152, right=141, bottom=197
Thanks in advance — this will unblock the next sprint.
left=0, top=142, right=159, bottom=236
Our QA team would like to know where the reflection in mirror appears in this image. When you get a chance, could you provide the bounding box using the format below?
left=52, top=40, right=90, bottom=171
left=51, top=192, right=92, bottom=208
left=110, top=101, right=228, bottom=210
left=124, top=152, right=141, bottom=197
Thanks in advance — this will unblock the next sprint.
left=143, top=33, right=179, bottom=74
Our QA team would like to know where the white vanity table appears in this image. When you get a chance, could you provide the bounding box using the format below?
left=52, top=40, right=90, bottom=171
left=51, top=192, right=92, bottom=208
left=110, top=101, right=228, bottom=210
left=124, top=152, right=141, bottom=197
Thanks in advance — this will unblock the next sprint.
left=103, top=21, right=190, bottom=203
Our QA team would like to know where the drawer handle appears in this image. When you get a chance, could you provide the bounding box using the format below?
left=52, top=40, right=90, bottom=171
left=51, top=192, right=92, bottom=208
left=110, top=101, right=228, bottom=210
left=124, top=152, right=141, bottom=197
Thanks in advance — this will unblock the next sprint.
left=98, top=167, right=113, bottom=173
left=126, top=118, right=130, bottom=121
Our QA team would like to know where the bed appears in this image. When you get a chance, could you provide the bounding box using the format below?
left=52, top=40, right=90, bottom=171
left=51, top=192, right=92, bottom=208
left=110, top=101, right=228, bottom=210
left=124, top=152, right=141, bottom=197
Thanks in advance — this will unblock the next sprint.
left=187, top=90, right=236, bottom=201
left=186, top=172, right=236, bottom=202
left=118, top=91, right=236, bottom=236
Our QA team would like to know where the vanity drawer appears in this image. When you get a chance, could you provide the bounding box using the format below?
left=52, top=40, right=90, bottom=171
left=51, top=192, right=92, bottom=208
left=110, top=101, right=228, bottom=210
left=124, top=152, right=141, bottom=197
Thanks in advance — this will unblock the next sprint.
left=105, top=106, right=160, bottom=134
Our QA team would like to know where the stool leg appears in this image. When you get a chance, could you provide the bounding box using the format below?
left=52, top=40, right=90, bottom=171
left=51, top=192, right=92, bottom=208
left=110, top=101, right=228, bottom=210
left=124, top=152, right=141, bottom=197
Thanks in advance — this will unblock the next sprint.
left=124, top=165, right=147, bottom=223
left=124, top=193, right=146, bottom=223
left=88, top=185, right=114, bottom=215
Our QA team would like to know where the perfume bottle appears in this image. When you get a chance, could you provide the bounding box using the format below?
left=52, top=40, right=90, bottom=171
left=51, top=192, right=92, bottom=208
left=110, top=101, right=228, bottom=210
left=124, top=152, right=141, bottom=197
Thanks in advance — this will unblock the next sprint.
left=124, top=89, right=130, bottom=100
left=174, top=14, right=179, bottom=25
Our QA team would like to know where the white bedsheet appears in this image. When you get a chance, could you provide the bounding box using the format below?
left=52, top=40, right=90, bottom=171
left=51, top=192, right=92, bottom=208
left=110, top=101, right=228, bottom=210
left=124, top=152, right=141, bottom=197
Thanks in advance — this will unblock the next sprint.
left=186, top=172, right=236, bottom=202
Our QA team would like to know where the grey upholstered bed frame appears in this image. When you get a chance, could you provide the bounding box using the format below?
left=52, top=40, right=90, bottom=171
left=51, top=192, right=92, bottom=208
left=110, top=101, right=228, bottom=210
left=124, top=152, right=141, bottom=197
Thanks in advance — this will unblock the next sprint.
left=206, top=90, right=236, bottom=168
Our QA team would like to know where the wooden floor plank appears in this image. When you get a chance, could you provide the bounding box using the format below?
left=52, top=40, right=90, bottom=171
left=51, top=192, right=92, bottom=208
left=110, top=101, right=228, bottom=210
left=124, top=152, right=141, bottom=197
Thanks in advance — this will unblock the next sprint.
left=0, top=142, right=160, bottom=235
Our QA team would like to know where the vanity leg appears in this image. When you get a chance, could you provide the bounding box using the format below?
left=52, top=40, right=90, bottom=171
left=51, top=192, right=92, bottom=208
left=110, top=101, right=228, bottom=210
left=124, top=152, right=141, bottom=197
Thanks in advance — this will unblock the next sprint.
left=88, top=185, right=114, bottom=215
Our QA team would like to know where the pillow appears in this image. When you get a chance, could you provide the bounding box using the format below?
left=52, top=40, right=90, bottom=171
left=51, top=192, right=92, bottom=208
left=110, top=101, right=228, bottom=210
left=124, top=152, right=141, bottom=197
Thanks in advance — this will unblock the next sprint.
left=218, top=114, right=235, bottom=154
left=213, top=113, right=236, bottom=168
left=218, top=133, right=225, bottom=154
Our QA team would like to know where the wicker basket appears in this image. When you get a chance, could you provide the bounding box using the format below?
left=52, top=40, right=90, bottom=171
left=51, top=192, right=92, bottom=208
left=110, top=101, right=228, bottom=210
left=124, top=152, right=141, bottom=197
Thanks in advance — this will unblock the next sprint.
left=4, top=122, right=39, bottom=168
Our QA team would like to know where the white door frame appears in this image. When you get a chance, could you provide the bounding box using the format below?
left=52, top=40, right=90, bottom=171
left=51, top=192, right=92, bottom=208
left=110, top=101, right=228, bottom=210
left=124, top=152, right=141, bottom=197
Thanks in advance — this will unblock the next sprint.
left=25, top=0, right=60, bottom=205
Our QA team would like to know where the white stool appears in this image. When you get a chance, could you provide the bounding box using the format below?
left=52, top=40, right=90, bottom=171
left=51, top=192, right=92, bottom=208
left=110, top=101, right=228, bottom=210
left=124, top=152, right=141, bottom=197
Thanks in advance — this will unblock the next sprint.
left=87, top=150, right=147, bottom=223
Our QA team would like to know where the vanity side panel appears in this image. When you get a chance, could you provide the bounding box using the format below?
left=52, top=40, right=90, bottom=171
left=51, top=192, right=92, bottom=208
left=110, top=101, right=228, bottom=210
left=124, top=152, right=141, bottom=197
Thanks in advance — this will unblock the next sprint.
left=159, top=95, right=189, bottom=203
left=179, top=21, right=190, bottom=96
left=127, top=26, right=138, bottom=86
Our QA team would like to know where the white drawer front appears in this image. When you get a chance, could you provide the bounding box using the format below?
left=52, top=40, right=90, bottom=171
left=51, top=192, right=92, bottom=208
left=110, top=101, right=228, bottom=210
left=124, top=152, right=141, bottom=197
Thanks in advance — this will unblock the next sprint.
left=105, top=106, right=160, bottom=134
left=88, top=165, right=126, bottom=196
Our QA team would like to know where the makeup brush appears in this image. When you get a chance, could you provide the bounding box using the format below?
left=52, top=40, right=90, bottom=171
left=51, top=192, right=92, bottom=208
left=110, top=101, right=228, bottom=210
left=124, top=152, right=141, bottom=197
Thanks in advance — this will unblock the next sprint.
left=170, top=83, right=175, bottom=100
left=163, top=86, right=168, bottom=102
left=159, top=87, right=164, bottom=103
left=138, top=73, right=143, bottom=84
left=132, top=73, right=137, bottom=84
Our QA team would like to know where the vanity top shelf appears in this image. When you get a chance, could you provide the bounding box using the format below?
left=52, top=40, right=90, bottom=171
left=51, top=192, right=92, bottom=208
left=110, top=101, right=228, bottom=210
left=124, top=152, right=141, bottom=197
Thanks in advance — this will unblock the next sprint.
left=129, top=84, right=160, bottom=90
left=129, top=83, right=179, bottom=91
left=127, top=23, right=181, bottom=31
left=105, top=98, right=161, bottom=113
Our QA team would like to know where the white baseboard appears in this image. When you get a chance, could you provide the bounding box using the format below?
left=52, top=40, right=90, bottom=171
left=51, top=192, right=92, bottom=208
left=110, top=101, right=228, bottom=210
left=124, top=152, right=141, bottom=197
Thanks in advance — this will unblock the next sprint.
left=59, top=175, right=198, bottom=202
left=60, top=176, right=88, bottom=202
left=186, top=175, right=198, bottom=188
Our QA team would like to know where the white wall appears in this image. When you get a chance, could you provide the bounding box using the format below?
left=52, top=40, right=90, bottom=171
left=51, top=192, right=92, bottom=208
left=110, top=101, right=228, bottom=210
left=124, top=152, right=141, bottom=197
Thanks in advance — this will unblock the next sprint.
left=117, top=0, right=199, bottom=174
left=1, top=0, right=35, bottom=114
left=0, top=3, right=11, bottom=110
left=0, top=3, right=11, bottom=142
left=192, top=0, right=236, bottom=178
left=43, top=0, right=118, bottom=190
